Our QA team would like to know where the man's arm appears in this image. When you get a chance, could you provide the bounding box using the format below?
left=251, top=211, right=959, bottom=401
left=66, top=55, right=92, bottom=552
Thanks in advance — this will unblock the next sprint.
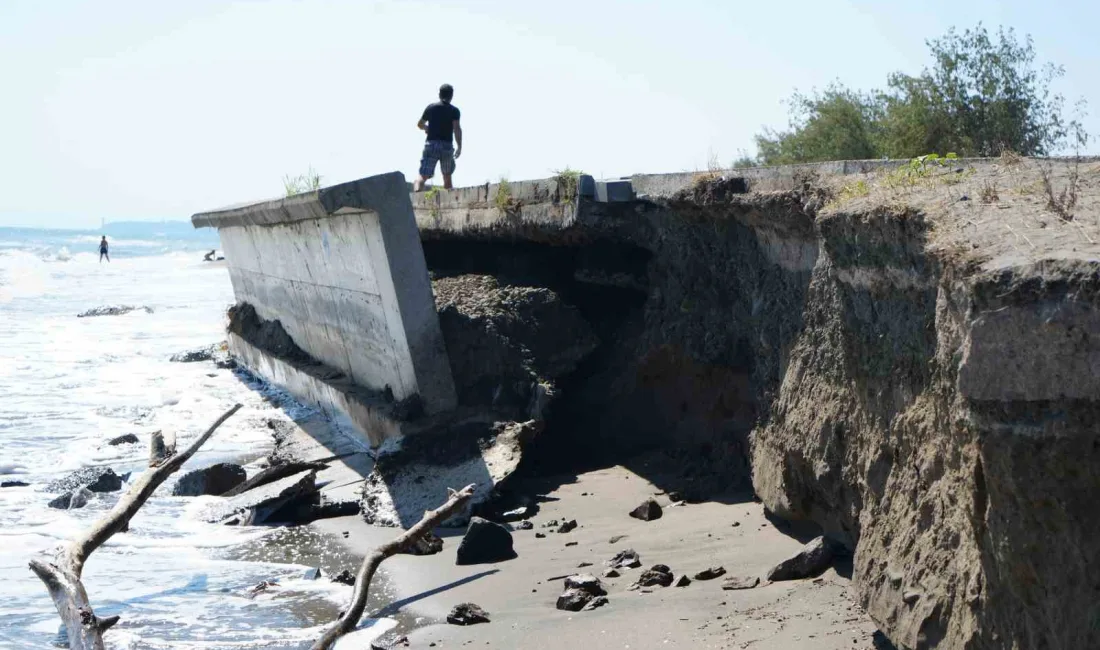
left=453, top=120, right=462, bottom=157
left=417, top=118, right=428, bottom=131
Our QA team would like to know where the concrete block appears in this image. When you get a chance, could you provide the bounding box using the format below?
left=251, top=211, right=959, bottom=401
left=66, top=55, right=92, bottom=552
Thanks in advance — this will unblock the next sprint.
left=595, top=179, right=634, bottom=203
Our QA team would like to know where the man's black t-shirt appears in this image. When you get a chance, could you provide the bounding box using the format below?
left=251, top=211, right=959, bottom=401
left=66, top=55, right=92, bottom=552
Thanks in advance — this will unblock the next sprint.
left=421, top=102, right=461, bottom=143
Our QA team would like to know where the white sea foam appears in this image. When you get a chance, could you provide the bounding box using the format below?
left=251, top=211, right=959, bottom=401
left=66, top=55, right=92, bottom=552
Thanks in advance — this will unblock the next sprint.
left=0, top=237, right=385, bottom=648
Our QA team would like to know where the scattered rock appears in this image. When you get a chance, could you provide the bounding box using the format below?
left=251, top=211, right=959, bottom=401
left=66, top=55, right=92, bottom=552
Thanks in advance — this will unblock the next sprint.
left=608, top=535, right=627, bottom=544
left=107, top=433, right=139, bottom=446
left=674, top=575, right=691, bottom=587
left=565, top=542, right=578, bottom=547
left=48, top=487, right=94, bottom=510
left=577, top=562, right=593, bottom=568
left=557, top=519, right=578, bottom=534
left=77, top=305, right=153, bottom=318
left=556, top=588, right=594, bottom=612
left=172, top=463, right=247, bottom=497
left=446, top=603, right=490, bottom=626
left=633, top=565, right=674, bottom=588
left=607, top=548, right=642, bottom=569
left=535, top=532, right=546, bottom=539
left=46, top=467, right=124, bottom=494
left=456, top=517, right=517, bottom=565
left=721, top=576, right=760, bottom=590
left=582, top=596, right=609, bottom=611
left=693, top=566, right=726, bottom=581
left=1, top=480, right=29, bottom=488
left=731, top=521, right=741, bottom=527
left=766, top=536, right=841, bottom=581
left=629, top=498, right=663, bottom=521
left=602, top=568, right=620, bottom=578
left=332, top=570, right=356, bottom=586
left=516, top=520, right=534, bottom=530
left=564, top=574, right=607, bottom=596
left=541, top=519, right=560, bottom=529
left=246, top=580, right=278, bottom=599
left=169, top=346, right=215, bottom=363
left=402, top=531, right=444, bottom=556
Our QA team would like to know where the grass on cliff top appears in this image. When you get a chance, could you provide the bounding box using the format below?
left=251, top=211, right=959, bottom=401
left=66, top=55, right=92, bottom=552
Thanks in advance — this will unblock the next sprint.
left=818, top=156, right=1100, bottom=268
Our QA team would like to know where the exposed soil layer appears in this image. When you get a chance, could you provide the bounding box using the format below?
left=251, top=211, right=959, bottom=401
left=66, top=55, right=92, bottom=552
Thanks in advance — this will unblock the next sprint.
left=414, top=160, right=1100, bottom=650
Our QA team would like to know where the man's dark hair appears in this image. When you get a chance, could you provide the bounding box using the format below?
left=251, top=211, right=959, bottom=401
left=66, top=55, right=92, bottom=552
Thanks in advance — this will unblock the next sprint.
left=439, top=83, right=454, bottom=102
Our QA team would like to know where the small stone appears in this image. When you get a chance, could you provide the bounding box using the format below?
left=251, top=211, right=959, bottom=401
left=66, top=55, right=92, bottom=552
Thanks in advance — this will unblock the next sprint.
left=602, top=568, right=620, bottom=578
left=556, top=588, right=593, bottom=611
left=629, top=498, right=663, bottom=521
left=766, top=536, right=841, bottom=581
left=633, top=564, right=674, bottom=588
left=731, top=522, right=740, bottom=527
left=557, top=519, right=578, bottom=534
left=693, top=566, right=726, bottom=581
left=535, top=532, right=546, bottom=538
left=332, top=569, right=356, bottom=586
left=675, top=575, right=691, bottom=587
left=516, top=520, right=534, bottom=530
left=608, top=535, right=627, bottom=544
left=107, top=433, right=139, bottom=446
left=577, top=562, right=593, bottom=568
left=447, top=603, right=490, bottom=625
left=607, top=548, right=642, bottom=569
left=582, top=595, right=609, bottom=611
left=721, top=576, right=760, bottom=590
left=457, top=517, right=517, bottom=565
left=565, top=542, right=578, bottom=547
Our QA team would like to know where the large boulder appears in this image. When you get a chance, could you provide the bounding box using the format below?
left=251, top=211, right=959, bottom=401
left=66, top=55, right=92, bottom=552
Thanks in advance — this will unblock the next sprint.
left=766, top=536, right=840, bottom=582
left=456, top=517, right=517, bottom=565
left=46, top=467, right=124, bottom=494
left=172, top=463, right=247, bottom=497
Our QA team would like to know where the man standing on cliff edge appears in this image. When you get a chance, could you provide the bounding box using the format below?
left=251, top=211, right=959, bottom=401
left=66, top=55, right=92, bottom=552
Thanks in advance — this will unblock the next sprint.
left=413, top=83, right=462, bottom=191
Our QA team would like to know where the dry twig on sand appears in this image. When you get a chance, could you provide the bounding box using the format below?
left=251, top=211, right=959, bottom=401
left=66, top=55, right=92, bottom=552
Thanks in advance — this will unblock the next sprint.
left=28, top=404, right=243, bottom=650
left=311, top=483, right=478, bottom=650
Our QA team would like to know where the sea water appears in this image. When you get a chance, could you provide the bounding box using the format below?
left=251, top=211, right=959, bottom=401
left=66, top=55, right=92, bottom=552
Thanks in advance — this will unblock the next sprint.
left=0, top=228, right=393, bottom=648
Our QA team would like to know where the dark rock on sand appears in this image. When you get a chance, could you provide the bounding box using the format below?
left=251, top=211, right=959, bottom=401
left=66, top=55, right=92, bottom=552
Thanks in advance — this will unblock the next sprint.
left=607, top=548, right=642, bottom=569
left=48, top=487, right=93, bottom=510
left=401, top=531, right=444, bottom=556
left=608, top=535, right=627, bottom=544
left=107, top=433, right=139, bottom=446
left=446, top=603, right=491, bottom=626
left=456, top=517, right=517, bottom=565
left=46, top=467, right=124, bottom=494
left=77, top=305, right=153, bottom=318
left=565, top=574, right=607, bottom=596
left=674, top=575, right=691, bottom=587
left=535, top=532, right=546, bottom=538
left=721, top=575, right=760, bottom=590
left=557, top=574, right=608, bottom=612
left=557, top=519, right=578, bottom=534
left=169, top=346, right=215, bottom=363
left=633, top=565, right=674, bottom=588
left=172, top=463, right=247, bottom=497
left=515, top=520, right=534, bottom=530
left=556, top=588, right=594, bottom=612
left=693, top=566, right=726, bottom=580
left=1, top=480, right=30, bottom=488
left=629, top=498, right=662, bottom=521
left=602, top=568, right=621, bottom=578
left=332, top=569, right=356, bottom=586
left=766, top=536, right=840, bottom=581
left=583, top=596, right=609, bottom=611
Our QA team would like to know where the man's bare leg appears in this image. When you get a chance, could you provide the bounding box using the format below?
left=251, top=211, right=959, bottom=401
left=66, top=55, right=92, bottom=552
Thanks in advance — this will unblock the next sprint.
left=442, top=173, right=453, bottom=190
left=413, top=175, right=431, bottom=192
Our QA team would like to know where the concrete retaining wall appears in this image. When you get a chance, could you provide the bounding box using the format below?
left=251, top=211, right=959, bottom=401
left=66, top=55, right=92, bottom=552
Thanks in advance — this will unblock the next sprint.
left=193, top=172, right=457, bottom=431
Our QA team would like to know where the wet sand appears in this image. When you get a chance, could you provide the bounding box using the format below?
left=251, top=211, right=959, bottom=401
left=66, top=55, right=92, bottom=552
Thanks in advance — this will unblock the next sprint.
left=312, top=465, right=886, bottom=649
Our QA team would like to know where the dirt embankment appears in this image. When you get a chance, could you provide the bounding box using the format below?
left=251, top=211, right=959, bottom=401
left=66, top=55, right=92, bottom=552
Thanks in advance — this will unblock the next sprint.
left=417, top=160, right=1100, bottom=649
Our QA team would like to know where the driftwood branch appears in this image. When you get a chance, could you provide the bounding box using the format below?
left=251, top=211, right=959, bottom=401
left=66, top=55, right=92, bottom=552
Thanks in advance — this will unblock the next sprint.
left=312, top=483, right=478, bottom=650
left=29, top=404, right=242, bottom=650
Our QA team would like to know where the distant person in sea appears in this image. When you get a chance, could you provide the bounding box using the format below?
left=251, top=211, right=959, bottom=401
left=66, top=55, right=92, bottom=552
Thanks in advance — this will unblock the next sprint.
left=99, top=236, right=110, bottom=263
left=413, top=83, right=462, bottom=191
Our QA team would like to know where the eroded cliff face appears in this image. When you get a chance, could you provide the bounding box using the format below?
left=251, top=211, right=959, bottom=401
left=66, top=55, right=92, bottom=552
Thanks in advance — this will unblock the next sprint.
left=415, top=162, right=1100, bottom=649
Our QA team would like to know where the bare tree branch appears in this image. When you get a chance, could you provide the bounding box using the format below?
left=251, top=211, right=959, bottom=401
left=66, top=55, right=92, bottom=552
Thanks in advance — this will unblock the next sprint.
left=311, top=483, right=477, bottom=650
left=29, top=404, right=242, bottom=650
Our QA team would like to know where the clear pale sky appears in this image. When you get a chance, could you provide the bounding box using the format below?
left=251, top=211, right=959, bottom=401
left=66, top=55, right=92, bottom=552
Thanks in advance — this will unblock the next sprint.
left=2, top=0, right=1097, bottom=228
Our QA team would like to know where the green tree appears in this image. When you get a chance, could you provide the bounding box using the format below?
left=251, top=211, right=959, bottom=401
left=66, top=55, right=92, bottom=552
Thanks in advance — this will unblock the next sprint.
left=751, top=24, right=1069, bottom=165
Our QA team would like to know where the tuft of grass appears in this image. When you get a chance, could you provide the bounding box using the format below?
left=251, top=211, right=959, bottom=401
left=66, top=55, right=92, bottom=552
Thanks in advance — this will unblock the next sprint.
left=979, top=180, right=1000, bottom=203
left=283, top=166, right=322, bottom=197
left=494, top=177, right=519, bottom=213
left=551, top=167, right=584, bottom=203
left=424, top=186, right=443, bottom=218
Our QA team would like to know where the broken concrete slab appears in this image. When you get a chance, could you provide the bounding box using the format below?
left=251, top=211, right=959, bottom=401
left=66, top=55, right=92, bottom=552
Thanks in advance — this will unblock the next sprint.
left=207, top=469, right=319, bottom=525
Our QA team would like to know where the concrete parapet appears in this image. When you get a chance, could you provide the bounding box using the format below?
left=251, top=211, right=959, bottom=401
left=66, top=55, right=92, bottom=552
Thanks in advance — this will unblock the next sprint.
left=193, top=172, right=457, bottom=441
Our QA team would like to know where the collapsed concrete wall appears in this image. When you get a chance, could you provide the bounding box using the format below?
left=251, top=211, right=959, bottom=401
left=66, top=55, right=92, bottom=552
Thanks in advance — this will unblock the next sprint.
left=193, top=172, right=456, bottom=444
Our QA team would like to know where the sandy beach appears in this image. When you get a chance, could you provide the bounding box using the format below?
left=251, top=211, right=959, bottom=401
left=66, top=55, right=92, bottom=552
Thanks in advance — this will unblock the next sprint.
left=313, top=463, right=886, bottom=649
